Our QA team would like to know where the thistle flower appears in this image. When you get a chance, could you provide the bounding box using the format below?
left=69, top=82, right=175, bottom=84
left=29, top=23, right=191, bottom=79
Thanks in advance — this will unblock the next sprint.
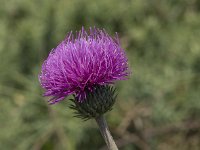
left=39, top=27, right=130, bottom=105
left=39, top=27, right=130, bottom=150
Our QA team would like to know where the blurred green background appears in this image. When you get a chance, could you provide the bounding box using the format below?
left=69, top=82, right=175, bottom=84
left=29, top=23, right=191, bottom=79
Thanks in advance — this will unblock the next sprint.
left=0, top=0, right=200, bottom=150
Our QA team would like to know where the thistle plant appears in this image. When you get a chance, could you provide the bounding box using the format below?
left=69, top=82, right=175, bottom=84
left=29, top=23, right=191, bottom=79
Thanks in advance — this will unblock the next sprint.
left=39, top=27, right=130, bottom=150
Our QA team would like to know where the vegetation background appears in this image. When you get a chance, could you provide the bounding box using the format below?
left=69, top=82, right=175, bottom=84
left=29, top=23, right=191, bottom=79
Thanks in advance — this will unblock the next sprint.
left=0, top=0, right=200, bottom=149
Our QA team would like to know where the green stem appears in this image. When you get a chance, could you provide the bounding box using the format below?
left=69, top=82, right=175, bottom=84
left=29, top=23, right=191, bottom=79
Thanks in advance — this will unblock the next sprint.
left=95, top=115, right=119, bottom=150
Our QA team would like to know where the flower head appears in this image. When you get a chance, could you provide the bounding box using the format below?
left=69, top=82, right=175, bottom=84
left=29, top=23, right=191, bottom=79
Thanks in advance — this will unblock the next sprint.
left=39, top=27, right=130, bottom=104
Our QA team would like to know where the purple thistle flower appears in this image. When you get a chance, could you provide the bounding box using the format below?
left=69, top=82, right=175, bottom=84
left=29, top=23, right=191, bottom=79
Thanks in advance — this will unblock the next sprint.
left=39, top=27, right=130, bottom=104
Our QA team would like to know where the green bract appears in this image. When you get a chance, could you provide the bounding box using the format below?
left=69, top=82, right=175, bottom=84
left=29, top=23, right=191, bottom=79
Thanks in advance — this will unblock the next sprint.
left=70, top=85, right=117, bottom=120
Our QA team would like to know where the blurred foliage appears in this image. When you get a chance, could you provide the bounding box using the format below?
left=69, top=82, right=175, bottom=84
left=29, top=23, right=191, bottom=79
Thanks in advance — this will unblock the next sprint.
left=0, top=0, right=200, bottom=150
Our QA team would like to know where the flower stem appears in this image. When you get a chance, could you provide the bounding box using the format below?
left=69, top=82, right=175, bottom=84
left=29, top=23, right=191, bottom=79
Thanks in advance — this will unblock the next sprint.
left=95, top=115, right=119, bottom=150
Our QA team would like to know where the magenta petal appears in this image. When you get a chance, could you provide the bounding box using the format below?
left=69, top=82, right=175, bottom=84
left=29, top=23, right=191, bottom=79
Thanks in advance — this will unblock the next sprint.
left=39, top=27, right=130, bottom=104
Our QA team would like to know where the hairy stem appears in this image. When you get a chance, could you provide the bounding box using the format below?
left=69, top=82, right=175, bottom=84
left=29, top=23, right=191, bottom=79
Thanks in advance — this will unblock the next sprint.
left=95, top=115, right=118, bottom=150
